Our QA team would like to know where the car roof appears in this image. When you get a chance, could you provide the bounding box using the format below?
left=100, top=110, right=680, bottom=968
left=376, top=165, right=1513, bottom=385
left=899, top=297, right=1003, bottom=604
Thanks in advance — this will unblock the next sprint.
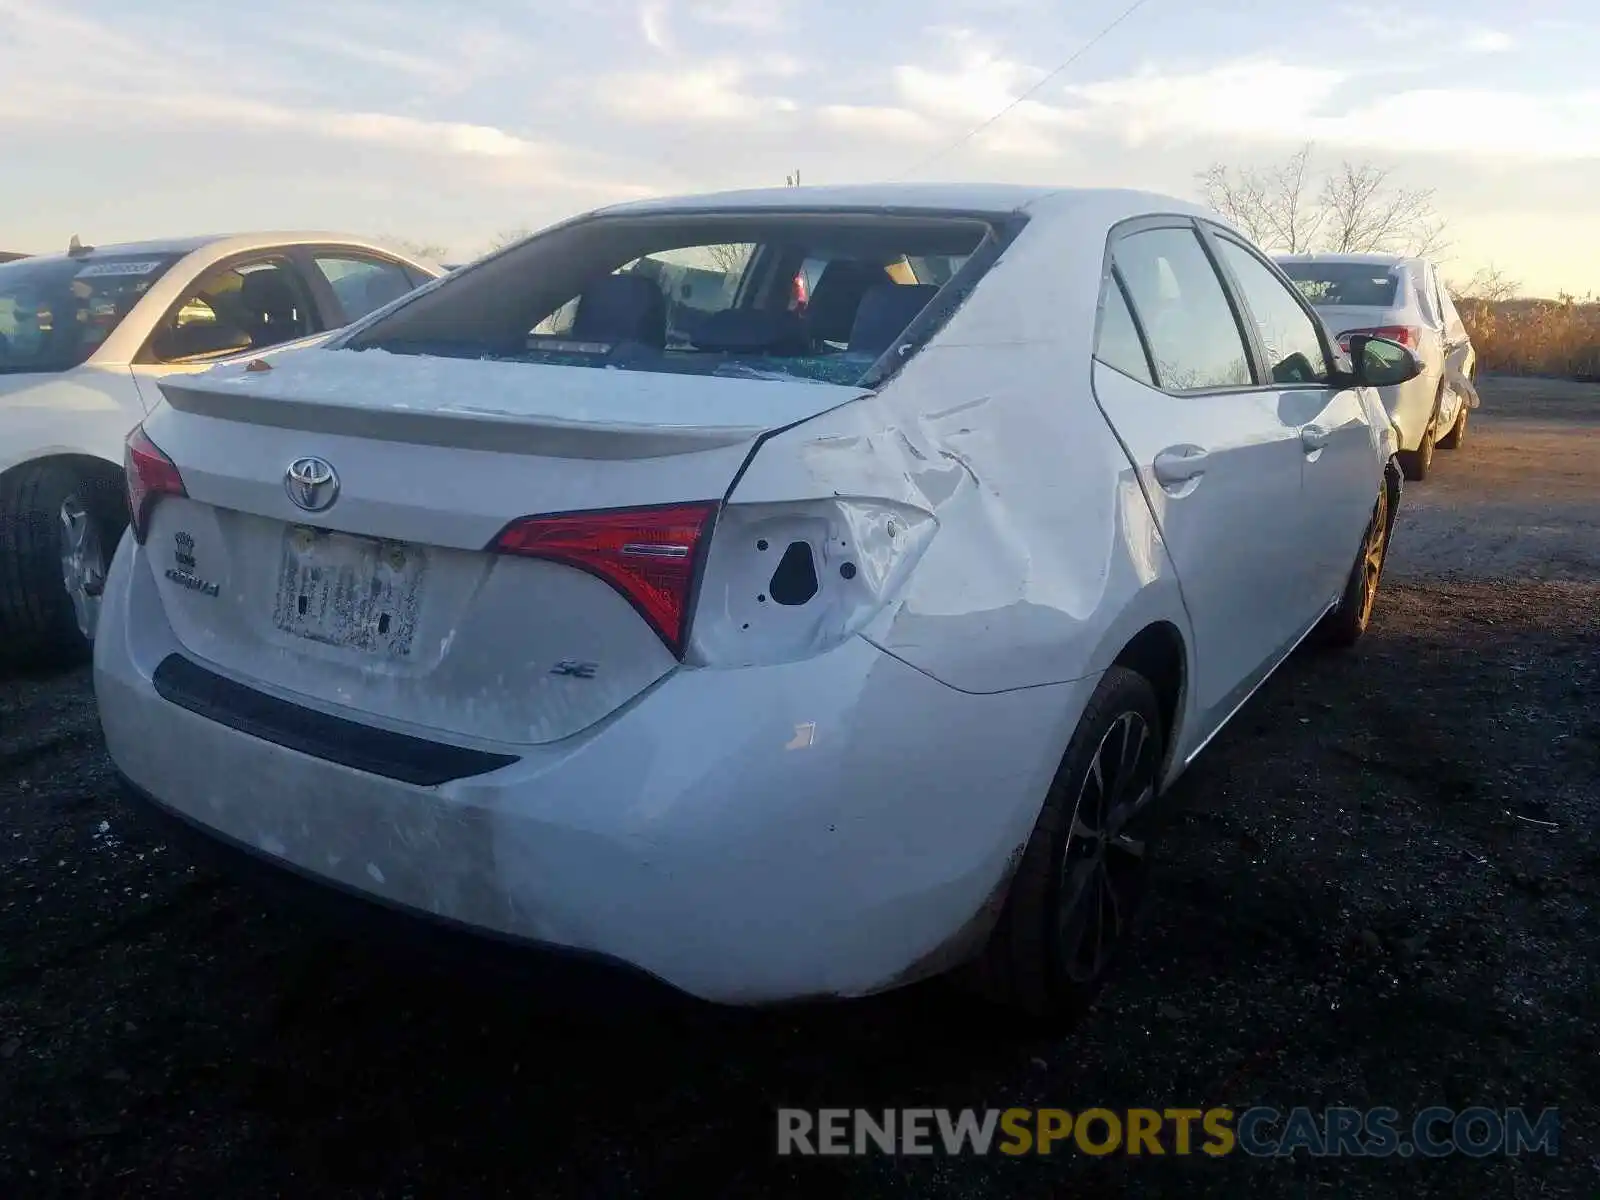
left=593, top=183, right=1215, bottom=224
left=10, top=232, right=437, bottom=270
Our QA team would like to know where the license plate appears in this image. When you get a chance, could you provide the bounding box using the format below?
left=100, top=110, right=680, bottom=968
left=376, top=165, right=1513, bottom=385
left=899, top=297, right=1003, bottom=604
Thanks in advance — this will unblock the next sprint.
left=271, top=526, right=425, bottom=657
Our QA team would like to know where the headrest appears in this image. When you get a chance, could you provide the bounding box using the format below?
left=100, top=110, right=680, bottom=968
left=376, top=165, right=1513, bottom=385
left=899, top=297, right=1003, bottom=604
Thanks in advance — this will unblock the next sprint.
left=692, top=308, right=809, bottom=354
left=848, top=283, right=939, bottom=356
left=570, top=273, right=667, bottom=347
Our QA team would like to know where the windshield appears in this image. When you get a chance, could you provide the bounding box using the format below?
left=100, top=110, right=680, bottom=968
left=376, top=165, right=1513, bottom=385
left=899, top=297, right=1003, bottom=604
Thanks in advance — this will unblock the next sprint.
left=349, top=211, right=1003, bottom=387
left=1277, top=261, right=1400, bottom=308
left=0, top=253, right=182, bottom=373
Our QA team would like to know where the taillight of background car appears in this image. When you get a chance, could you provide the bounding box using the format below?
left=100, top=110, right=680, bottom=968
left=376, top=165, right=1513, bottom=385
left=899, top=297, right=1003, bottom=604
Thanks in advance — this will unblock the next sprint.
left=1337, top=325, right=1420, bottom=353
left=125, top=425, right=187, bottom=543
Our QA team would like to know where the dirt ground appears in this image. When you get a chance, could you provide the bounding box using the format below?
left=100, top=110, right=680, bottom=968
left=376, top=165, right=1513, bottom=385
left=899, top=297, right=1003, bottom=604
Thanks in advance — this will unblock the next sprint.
left=2, top=378, right=1596, bottom=1198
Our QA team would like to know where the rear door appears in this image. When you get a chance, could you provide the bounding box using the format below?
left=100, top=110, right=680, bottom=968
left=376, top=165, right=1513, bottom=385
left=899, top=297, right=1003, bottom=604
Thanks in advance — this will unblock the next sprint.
left=1091, top=219, right=1311, bottom=735
left=1205, top=228, right=1380, bottom=613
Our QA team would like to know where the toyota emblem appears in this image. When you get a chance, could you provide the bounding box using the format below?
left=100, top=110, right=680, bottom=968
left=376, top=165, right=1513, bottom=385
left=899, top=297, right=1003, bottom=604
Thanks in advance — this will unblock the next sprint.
left=284, top=456, right=340, bottom=512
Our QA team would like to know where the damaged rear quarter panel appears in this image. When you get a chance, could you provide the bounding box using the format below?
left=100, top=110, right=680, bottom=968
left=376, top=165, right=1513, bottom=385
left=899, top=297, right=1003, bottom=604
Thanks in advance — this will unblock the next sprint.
left=728, top=210, right=1191, bottom=699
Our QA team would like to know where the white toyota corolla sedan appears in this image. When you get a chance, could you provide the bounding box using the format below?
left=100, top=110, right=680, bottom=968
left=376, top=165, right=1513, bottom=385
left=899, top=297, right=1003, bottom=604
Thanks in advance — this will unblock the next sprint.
left=1276, top=252, right=1477, bottom=481
left=94, top=185, right=1419, bottom=1015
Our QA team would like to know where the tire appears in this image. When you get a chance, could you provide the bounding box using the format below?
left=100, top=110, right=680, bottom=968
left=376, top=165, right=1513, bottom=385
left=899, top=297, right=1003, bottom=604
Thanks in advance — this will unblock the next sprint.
left=1397, top=422, right=1435, bottom=480
left=1438, top=404, right=1468, bottom=450
left=963, top=665, right=1164, bottom=1020
left=1319, top=469, right=1395, bottom=649
left=0, top=461, right=125, bottom=668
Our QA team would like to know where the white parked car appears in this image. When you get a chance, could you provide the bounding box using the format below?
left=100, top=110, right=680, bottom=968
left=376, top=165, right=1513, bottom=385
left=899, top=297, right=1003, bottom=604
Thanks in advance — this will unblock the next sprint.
left=94, top=186, right=1418, bottom=1015
left=0, top=233, right=443, bottom=666
left=1276, top=253, right=1476, bottom=481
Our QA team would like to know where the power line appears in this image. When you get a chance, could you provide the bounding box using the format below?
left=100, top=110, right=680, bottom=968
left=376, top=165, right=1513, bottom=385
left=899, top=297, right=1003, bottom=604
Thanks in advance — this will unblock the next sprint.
left=895, top=0, right=1157, bottom=181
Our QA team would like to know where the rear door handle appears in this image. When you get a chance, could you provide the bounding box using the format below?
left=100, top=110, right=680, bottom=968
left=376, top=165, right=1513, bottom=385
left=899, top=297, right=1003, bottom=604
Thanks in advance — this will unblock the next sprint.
left=1301, top=426, right=1329, bottom=454
left=1152, top=445, right=1209, bottom=487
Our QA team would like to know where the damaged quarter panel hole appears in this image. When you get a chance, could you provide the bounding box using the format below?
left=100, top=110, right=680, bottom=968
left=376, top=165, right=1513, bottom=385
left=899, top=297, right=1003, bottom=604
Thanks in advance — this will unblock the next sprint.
left=769, top=541, right=819, bottom=606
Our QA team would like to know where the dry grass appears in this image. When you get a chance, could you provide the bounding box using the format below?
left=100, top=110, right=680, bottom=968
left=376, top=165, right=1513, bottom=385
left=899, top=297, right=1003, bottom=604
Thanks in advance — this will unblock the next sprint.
left=1458, top=295, right=1600, bottom=379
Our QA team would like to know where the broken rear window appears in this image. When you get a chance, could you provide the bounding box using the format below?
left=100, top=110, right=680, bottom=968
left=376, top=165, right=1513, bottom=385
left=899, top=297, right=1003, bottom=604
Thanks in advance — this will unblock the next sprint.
left=346, top=211, right=1015, bottom=388
left=1277, top=262, right=1401, bottom=308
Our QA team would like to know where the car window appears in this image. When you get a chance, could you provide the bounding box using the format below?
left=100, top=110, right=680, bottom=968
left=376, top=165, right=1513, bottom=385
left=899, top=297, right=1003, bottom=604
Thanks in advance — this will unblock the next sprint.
left=150, top=258, right=317, bottom=363
left=357, top=210, right=1001, bottom=389
left=312, top=255, right=418, bottom=323
left=1094, top=276, right=1154, bottom=385
left=1277, top=262, right=1400, bottom=308
left=534, top=243, right=756, bottom=349
left=1112, top=227, right=1254, bottom=391
left=0, top=253, right=182, bottom=374
left=1214, top=238, right=1331, bottom=385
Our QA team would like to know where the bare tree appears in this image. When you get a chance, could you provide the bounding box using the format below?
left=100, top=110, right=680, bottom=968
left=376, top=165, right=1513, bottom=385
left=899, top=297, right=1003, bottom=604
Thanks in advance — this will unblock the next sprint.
left=379, top=236, right=449, bottom=261
left=1320, top=161, right=1444, bottom=256
left=702, top=242, right=754, bottom=275
left=486, top=227, right=533, bottom=253
left=1198, top=143, right=1325, bottom=253
left=1449, top=264, right=1521, bottom=302
left=1196, top=144, right=1447, bottom=257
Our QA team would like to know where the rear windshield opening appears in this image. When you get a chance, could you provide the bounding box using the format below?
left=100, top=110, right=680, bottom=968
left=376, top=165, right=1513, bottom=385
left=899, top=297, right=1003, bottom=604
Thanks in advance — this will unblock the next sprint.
left=0, top=253, right=183, bottom=374
left=1277, top=262, right=1400, bottom=308
left=349, top=211, right=1006, bottom=387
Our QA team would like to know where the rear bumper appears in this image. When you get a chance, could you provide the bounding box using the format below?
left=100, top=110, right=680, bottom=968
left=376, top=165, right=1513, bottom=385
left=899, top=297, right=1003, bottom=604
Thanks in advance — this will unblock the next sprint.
left=95, top=536, right=1091, bottom=1005
left=1376, top=370, right=1442, bottom=452
left=114, top=770, right=690, bottom=1007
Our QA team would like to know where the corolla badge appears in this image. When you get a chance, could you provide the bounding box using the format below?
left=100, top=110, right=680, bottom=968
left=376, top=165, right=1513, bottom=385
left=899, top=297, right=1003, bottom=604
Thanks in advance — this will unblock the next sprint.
left=284, top=456, right=339, bottom=512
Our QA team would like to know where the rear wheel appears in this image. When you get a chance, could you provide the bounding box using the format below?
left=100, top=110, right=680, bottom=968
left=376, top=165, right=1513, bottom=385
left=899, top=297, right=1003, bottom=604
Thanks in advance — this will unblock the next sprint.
left=963, top=666, right=1163, bottom=1020
left=0, top=462, right=124, bottom=668
left=1438, top=403, right=1468, bottom=449
left=1320, top=474, right=1393, bottom=648
left=1398, top=421, right=1435, bottom=480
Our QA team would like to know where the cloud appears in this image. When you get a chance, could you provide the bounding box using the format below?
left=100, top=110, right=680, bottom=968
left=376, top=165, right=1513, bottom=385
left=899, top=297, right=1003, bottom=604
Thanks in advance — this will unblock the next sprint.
left=688, top=0, right=790, bottom=32
left=640, top=0, right=673, bottom=50
left=817, top=104, right=940, bottom=143
left=1462, top=29, right=1514, bottom=54
left=600, top=62, right=800, bottom=123
left=266, top=29, right=466, bottom=88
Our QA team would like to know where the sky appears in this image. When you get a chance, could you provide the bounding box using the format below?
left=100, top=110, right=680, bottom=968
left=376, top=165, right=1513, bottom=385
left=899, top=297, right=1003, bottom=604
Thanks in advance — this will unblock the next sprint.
left=2, top=0, right=1597, bottom=296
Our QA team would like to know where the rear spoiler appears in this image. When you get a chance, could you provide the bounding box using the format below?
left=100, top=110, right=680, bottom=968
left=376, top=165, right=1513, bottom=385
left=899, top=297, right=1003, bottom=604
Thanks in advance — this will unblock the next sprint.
left=156, top=350, right=870, bottom=460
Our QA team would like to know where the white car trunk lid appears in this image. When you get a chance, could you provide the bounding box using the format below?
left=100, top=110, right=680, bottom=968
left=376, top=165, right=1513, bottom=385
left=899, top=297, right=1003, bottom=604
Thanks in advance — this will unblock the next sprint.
left=1312, top=304, right=1409, bottom=340
left=141, top=349, right=867, bottom=748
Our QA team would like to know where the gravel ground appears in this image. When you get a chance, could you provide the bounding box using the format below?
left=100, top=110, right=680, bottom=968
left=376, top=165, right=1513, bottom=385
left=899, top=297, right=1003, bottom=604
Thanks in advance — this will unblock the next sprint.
left=2, top=377, right=1597, bottom=1198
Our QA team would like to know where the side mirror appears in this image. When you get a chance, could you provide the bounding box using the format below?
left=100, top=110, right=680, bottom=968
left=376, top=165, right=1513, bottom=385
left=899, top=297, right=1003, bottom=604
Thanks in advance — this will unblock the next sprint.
left=1349, top=334, right=1423, bottom=388
left=154, top=321, right=253, bottom=363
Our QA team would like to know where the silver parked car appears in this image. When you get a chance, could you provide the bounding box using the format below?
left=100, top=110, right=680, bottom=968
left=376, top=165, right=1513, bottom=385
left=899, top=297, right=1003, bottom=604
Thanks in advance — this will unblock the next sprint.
left=1277, top=253, right=1476, bottom=480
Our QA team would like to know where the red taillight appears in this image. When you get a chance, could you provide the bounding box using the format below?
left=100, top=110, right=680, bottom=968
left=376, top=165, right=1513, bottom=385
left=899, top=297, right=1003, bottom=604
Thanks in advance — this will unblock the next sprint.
left=790, top=271, right=809, bottom=313
left=1338, top=325, right=1418, bottom=352
left=490, top=502, right=719, bottom=656
left=124, top=424, right=186, bottom=543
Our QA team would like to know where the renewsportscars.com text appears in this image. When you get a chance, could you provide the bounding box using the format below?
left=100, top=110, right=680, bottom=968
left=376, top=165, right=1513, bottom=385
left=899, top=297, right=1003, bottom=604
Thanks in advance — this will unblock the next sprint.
left=777, top=1106, right=1560, bottom=1158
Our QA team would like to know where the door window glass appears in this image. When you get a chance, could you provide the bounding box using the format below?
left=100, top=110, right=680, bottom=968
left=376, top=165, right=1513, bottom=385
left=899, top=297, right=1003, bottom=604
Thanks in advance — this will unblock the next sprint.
left=1214, top=238, right=1331, bottom=385
left=1095, top=276, right=1154, bottom=385
left=151, top=259, right=316, bottom=362
left=312, top=255, right=417, bottom=322
left=1113, top=228, right=1254, bottom=391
